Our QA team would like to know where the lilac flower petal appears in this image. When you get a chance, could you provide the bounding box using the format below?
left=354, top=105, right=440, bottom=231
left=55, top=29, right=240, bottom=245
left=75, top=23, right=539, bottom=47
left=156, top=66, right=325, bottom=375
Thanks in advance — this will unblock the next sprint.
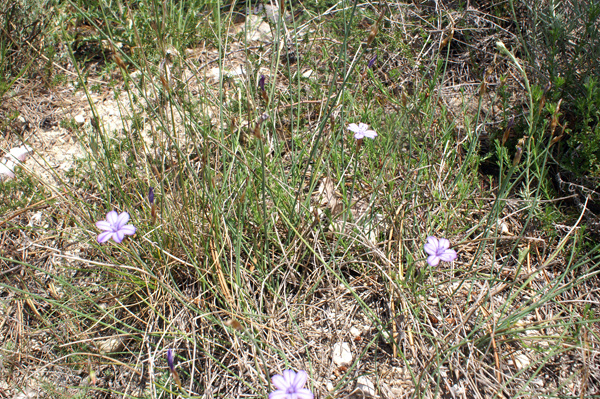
left=269, top=391, right=288, bottom=399
left=363, top=130, right=377, bottom=138
left=120, top=224, right=136, bottom=235
left=438, top=249, right=457, bottom=262
left=427, top=255, right=440, bottom=267
left=148, top=187, right=155, bottom=204
left=97, top=231, right=114, bottom=243
left=272, top=375, right=288, bottom=390
left=106, top=211, right=118, bottom=225
left=292, top=370, right=308, bottom=388
left=282, top=370, right=296, bottom=387
left=437, top=238, right=450, bottom=251
left=115, top=212, right=130, bottom=228
left=358, top=122, right=369, bottom=131
left=167, top=348, right=174, bottom=371
left=347, top=123, right=360, bottom=133
left=368, top=54, right=377, bottom=68
left=423, top=236, right=439, bottom=256
left=296, top=389, right=314, bottom=399
left=96, top=220, right=112, bottom=230
left=113, top=230, right=125, bottom=243
left=423, top=245, right=437, bottom=256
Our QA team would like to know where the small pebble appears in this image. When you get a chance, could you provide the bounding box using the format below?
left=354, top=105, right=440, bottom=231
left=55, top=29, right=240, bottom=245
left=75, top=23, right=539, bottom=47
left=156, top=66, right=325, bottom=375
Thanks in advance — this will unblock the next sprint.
left=332, top=342, right=353, bottom=367
left=74, top=114, right=85, bottom=126
left=356, top=376, right=377, bottom=396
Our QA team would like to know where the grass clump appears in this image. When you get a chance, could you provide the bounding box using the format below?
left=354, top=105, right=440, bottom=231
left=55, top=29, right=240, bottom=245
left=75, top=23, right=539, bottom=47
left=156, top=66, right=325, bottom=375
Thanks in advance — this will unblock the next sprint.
left=0, top=0, right=56, bottom=96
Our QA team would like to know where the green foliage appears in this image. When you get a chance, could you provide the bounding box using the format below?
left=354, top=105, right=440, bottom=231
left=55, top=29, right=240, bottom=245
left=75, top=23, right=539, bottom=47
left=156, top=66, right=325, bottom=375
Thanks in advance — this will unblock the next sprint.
left=0, top=0, right=54, bottom=96
left=515, top=0, right=600, bottom=177
left=65, top=0, right=215, bottom=68
left=563, top=77, right=600, bottom=176
left=0, top=174, right=48, bottom=215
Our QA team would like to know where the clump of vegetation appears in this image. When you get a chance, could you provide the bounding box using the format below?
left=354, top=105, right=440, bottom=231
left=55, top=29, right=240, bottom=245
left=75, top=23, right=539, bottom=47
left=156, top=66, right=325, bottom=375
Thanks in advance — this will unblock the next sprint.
left=0, top=0, right=56, bottom=95
left=516, top=0, right=600, bottom=177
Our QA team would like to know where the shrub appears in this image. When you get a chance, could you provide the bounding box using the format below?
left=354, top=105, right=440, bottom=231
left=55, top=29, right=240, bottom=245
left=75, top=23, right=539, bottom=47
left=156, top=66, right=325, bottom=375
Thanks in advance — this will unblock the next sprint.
left=515, top=0, right=600, bottom=177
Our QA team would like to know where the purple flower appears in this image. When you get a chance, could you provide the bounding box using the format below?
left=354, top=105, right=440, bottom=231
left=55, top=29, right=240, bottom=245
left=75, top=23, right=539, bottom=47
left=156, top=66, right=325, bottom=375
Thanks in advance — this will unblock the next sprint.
left=259, top=74, right=265, bottom=91
left=96, top=211, right=136, bottom=243
left=167, top=348, right=182, bottom=388
left=348, top=122, right=377, bottom=140
left=270, top=370, right=313, bottom=399
left=367, top=54, right=377, bottom=69
left=507, top=116, right=515, bottom=130
left=424, top=236, right=457, bottom=267
left=167, top=349, right=175, bottom=372
left=148, top=187, right=155, bottom=205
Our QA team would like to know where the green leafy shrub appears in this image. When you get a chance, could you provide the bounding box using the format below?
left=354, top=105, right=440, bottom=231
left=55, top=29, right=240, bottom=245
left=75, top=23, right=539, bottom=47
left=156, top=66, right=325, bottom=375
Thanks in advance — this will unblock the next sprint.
left=563, top=77, right=600, bottom=176
left=515, top=0, right=600, bottom=177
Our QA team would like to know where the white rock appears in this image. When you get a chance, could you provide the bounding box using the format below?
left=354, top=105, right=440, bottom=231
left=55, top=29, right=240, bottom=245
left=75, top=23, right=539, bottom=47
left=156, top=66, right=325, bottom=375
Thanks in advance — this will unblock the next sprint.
left=0, top=145, right=33, bottom=180
left=28, top=212, right=43, bottom=227
left=450, top=383, right=466, bottom=395
left=236, top=14, right=272, bottom=42
left=264, top=4, right=280, bottom=22
left=14, top=386, right=38, bottom=399
left=254, top=20, right=272, bottom=42
left=326, top=381, right=334, bottom=392
left=498, top=220, right=510, bottom=235
left=350, top=326, right=361, bottom=338
left=74, top=114, right=86, bottom=126
left=207, top=66, right=245, bottom=83
left=301, top=69, right=313, bottom=78
left=537, top=340, right=550, bottom=349
left=510, top=352, right=530, bottom=369
left=97, top=337, right=123, bottom=354
left=356, top=376, right=377, bottom=397
left=532, top=377, right=544, bottom=387
left=380, top=329, right=391, bottom=343
left=332, top=342, right=352, bottom=367
left=165, top=46, right=180, bottom=59
left=7, top=145, right=33, bottom=162
left=0, top=160, right=16, bottom=180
